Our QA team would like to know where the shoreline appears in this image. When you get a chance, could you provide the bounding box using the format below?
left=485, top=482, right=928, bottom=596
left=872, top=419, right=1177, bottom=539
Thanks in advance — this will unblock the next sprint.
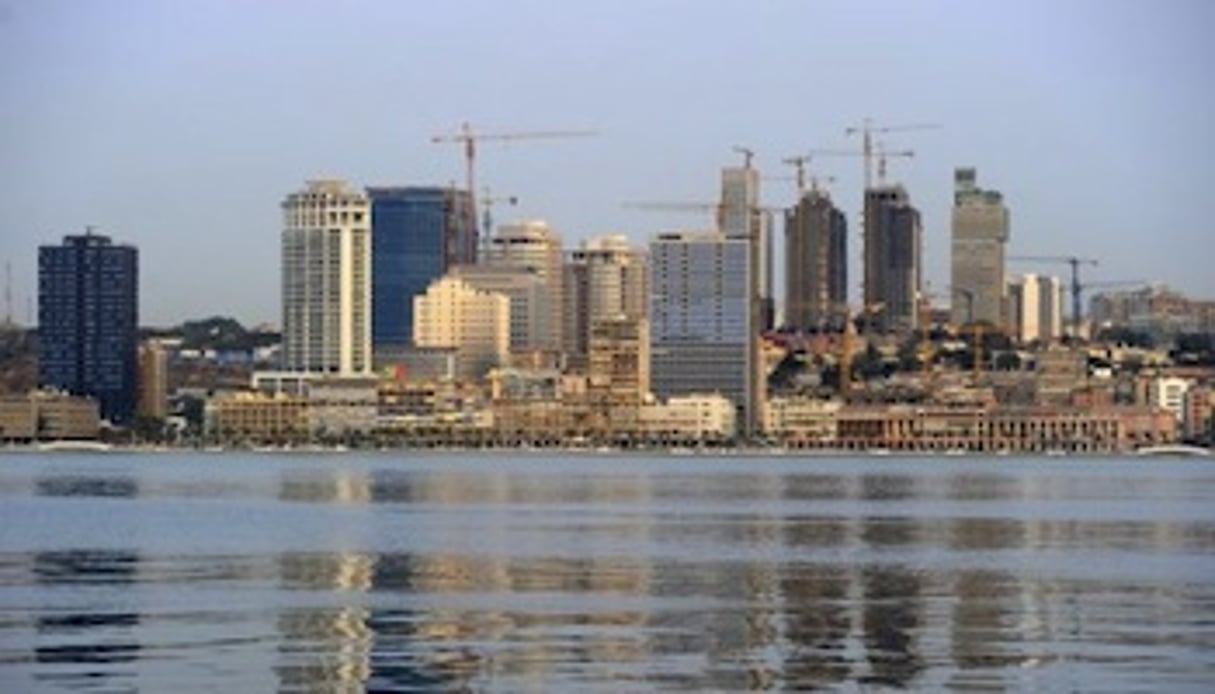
left=5, top=442, right=1211, bottom=458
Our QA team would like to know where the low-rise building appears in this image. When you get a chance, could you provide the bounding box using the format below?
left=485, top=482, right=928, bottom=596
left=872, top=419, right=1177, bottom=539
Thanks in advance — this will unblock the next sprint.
left=1148, top=376, right=1192, bottom=424
left=1183, top=386, right=1213, bottom=442
left=205, top=391, right=308, bottom=444
left=831, top=403, right=1174, bottom=453
left=639, top=394, right=736, bottom=443
left=308, top=377, right=379, bottom=437
left=0, top=390, right=100, bottom=441
left=764, top=398, right=841, bottom=445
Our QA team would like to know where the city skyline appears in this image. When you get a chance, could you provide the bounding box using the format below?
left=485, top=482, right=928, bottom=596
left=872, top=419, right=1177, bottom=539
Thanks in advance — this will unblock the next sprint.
left=2, top=0, right=1213, bottom=326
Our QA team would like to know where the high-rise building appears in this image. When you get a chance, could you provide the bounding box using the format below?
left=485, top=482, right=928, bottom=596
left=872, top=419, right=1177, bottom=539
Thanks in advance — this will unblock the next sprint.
left=281, top=180, right=372, bottom=375
left=563, top=235, right=648, bottom=370
left=863, top=185, right=922, bottom=332
left=366, top=186, right=474, bottom=357
left=649, top=231, right=755, bottom=436
left=412, top=276, right=510, bottom=382
left=950, top=168, right=1010, bottom=326
left=38, top=230, right=139, bottom=425
left=785, top=189, right=847, bottom=331
left=720, top=166, right=773, bottom=331
left=451, top=264, right=550, bottom=355
left=1008, top=273, right=1063, bottom=343
left=483, top=221, right=564, bottom=353
left=137, top=340, right=168, bottom=420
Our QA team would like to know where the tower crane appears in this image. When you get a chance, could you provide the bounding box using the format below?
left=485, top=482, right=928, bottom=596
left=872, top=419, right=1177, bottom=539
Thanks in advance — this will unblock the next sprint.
left=430, top=122, right=595, bottom=257
left=1008, top=255, right=1099, bottom=337
left=779, top=154, right=838, bottom=195
left=793, top=147, right=915, bottom=186
left=479, top=187, right=518, bottom=242
left=843, top=119, right=941, bottom=190
left=732, top=145, right=757, bottom=169
left=873, top=141, right=915, bottom=186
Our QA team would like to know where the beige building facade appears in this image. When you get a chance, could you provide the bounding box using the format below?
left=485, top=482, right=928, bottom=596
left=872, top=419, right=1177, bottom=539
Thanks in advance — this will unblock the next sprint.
left=413, top=276, right=510, bottom=382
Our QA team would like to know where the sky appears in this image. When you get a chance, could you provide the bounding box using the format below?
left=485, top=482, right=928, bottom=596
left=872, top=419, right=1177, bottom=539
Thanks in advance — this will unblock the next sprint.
left=1, top=0, right=1212, bottom=327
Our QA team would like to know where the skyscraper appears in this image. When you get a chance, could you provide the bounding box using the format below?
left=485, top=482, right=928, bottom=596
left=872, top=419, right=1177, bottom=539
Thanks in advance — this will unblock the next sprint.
left=562, top=235, right=648, bottom=370
left=720, top=166, right=773, bottom=331
left=366, top=186, right=474, bottom=357
left=38, top=230, right=139, bottom=424
left=649, top=231, right=754, bottom=436
left=281, top=180, right=371, bottom=374
left=785, top=189, right=847, bottom=331
left=950, top=167, right=1010, bottom=326
left=864, top=185, right=922, bottom=332
left=483, top=221, right=564, bottom=353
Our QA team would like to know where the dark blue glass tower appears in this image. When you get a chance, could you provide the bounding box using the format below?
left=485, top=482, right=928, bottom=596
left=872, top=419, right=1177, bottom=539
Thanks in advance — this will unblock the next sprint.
left=38, top=231, right=139, bottom=425
left=367, top=187, right=474, bottom=355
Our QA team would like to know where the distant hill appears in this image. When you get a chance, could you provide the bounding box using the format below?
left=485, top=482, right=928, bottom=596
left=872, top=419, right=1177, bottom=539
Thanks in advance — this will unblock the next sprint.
left=144, top=317, right=280, bottom=352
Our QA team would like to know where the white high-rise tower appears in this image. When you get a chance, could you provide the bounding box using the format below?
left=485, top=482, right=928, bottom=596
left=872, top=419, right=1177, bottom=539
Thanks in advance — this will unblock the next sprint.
left=281, top=180, right=372, bottom=374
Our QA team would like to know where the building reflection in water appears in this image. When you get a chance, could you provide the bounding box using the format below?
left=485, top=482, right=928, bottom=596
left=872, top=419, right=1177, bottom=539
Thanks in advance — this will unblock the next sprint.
left=275, top=467, right=375, bottom=691
left=259, top=464, right=1215, bottom=690
left=32, top=549, right=142, bottom=689
left=35, top=473, right=139, bottom=499
left=27, top=472, right=142, bottom=689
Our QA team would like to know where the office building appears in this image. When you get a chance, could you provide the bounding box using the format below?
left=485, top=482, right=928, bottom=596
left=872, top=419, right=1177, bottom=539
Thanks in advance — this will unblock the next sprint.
left=863, top=185, right=922, bottom=332
left=366, top=186, right=475, bottom=356
left=483, top=221, right=564, bottom=352
left=1008, top=273, right=1063, bottom=343
left=451, top=264, right=550, bottom=355
left=785, top=189, right=847, bottom=331
left=649, top=231, right=755, bottom=435
left=563, top=235, right=648, bottom=370
left=281, top=180, right=371, bottom=374
left=38, top=230, right=139, bottom=424
left=950, top=168, right=1010, bottom=326
left=413, top=276, right=510, bottom=381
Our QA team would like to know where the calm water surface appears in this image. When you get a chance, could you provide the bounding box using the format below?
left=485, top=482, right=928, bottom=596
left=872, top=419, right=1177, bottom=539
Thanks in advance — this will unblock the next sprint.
left=1, top=452, right=1213, bottom=691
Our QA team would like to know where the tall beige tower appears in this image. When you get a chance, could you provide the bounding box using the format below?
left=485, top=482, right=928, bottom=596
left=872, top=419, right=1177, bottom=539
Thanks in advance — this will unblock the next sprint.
left=483, top=221, right=564, bottom=353
left=563, top=235, right=648, bottom=370
left=950, top=167, right=1010, bottom=327
left=281, top=180, right=372, bottom=374
left=137, top=340, right=168, bottom=420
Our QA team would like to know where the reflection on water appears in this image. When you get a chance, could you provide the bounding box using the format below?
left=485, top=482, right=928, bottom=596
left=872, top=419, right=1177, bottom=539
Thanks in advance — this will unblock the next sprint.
left=30, top=550, right=141, bottom=690
left=1, top=454, right=1213, bottom=691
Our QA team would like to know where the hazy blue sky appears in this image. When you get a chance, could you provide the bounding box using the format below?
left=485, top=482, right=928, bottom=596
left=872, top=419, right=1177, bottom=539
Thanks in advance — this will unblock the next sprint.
left=1, top=0, right=1212, bottom=326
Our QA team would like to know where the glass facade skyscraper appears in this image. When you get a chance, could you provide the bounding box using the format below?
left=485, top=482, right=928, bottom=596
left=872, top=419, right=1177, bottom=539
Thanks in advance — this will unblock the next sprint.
left=367, top=187, right=474, bottom=356
left=649, top=231, right=755, bottom=435
left=38, top=231, right=139, bottom=425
